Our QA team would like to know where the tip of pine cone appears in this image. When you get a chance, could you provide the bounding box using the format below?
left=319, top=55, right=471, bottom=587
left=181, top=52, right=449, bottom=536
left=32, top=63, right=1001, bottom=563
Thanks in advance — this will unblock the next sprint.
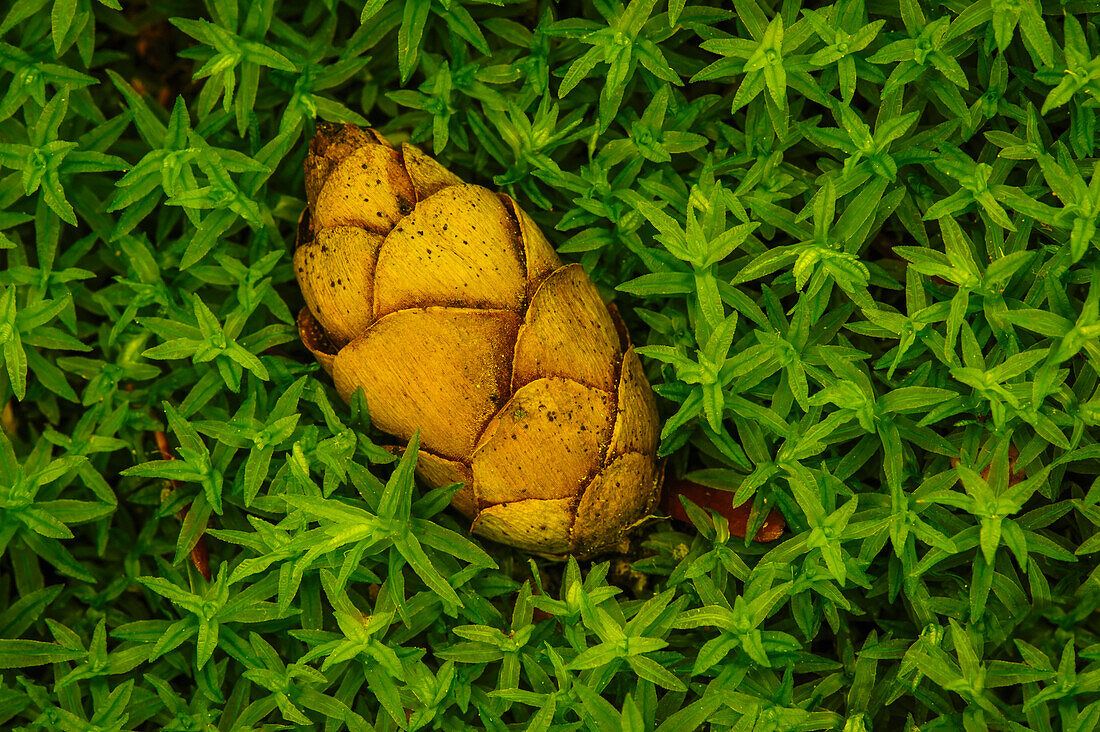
left=310, top=122, right=362, bottom=158
left=303, top=123, right=368, bottom=211
left=314, top=119, right=346, bottom=137
left=309, top=123, right=391, bottom=160
left=304, top=123, right=397, bottom=210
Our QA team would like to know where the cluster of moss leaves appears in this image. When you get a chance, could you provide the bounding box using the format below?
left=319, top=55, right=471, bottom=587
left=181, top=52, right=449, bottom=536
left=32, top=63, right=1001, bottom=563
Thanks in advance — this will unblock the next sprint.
left=3, top=0, right=1100, bottom=728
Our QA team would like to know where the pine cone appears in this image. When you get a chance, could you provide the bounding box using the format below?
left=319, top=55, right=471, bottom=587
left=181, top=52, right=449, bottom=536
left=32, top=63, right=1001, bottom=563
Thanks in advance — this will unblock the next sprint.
left=294, top=123, right=661, bottom=557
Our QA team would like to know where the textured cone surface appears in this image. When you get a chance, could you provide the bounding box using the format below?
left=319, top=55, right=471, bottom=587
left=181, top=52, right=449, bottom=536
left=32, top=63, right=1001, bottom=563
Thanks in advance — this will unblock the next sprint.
left=296, top=124, right=661, bottom=556
left=472, top=377, right=615, bottom=504
left=332, top=307, right=520, bottom=461
left=373, top=185, right=526, bottom=315
left=513, top=264, right=622, bottom=392
left=294, top=226, right=383, bottom=348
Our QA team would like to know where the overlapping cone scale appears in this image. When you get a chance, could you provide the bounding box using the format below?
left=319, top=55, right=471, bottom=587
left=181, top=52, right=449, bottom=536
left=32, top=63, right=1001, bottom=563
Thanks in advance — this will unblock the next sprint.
left=295, top=123, right=661, bottom=557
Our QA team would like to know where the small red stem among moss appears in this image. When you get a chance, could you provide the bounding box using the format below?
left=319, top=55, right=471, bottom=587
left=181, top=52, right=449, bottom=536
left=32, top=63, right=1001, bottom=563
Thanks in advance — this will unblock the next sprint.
left=951, top=444, right=1024, bottom=487
left=661, top=476, right=785, bottom=542
left=153, top=428, right=212, bottom=581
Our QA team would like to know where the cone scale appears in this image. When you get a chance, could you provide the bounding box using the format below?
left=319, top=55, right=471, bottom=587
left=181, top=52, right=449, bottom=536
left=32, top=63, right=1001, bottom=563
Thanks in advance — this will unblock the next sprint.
left=295, top=123, right=662, bottom=557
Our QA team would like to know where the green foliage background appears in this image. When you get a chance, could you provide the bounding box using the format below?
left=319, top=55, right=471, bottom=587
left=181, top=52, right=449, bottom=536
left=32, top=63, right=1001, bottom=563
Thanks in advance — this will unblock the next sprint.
left=2, top=0, right=1100, bottom=729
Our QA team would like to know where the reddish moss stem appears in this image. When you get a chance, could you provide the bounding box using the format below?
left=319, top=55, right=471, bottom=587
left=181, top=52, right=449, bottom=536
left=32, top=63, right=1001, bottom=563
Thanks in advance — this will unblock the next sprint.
left=661, top=476, right=785, bottom=542
left=153, top=428, right=212, bottom=581
left=951, top=444, right=1023, bottom=486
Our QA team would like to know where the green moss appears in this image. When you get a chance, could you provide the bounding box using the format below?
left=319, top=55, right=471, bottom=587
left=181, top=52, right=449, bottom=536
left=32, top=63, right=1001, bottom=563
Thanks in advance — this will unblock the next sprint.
left=2, top=0, right=1100, bottom=729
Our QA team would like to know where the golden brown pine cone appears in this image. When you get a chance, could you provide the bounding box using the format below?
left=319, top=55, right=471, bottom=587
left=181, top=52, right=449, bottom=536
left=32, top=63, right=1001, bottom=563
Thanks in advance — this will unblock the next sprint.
left=294, top=123, right=662, bottom=558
